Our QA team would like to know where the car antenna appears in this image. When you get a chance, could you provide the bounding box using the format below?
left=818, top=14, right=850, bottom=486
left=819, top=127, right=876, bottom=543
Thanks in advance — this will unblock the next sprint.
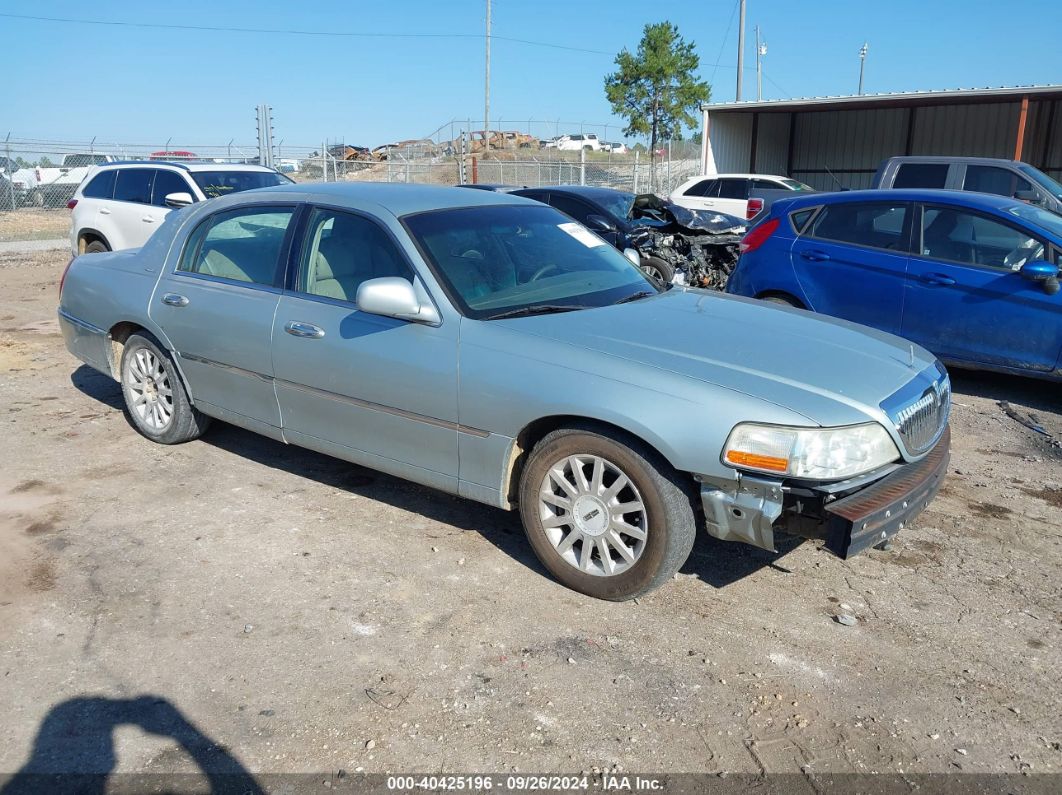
left=824, top=164, right=845, bottom=191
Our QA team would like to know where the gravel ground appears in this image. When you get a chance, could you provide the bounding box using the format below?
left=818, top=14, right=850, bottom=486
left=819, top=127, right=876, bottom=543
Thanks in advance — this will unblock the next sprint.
left=0, top=251, right=1059, bottom=787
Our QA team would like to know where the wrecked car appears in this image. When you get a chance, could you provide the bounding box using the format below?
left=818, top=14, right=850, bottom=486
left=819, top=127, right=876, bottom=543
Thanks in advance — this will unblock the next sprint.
left=512, top=185, right=745, bottom=287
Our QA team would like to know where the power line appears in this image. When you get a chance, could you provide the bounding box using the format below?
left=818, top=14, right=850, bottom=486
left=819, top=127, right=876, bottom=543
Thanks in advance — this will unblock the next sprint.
left=0, top=11, right=615, bottom=55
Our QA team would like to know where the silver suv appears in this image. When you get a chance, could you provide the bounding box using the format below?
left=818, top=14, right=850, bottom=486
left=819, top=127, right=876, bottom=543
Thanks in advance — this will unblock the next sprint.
left=69, top=161, right=291, bottom=255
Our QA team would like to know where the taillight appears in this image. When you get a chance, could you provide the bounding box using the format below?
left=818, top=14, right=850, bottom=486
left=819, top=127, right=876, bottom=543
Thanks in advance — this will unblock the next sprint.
left=739, top=218, right=780, bottom=254
left=67, top=199, right=77, bottom=210
left=746, top=198, right=763, bottom=220
left=59, top=256, right=75, bottom=297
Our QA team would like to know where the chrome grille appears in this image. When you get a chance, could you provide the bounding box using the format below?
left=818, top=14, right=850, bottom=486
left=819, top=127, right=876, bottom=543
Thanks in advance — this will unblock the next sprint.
left=892, top=376, right=950, bottom=455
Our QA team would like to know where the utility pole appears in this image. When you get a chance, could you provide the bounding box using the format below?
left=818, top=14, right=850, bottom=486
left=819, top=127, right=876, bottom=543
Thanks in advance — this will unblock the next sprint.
left=735, top=0, right=746, bottom=101
left=858, top=42, right=868, bottom=96
left=755, top=26, right=766, bottom=101
left=484, top=0, right=491, bottom=137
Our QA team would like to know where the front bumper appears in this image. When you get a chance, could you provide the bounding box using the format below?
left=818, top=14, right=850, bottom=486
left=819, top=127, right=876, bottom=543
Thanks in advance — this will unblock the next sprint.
left=700, top=426, right=950, bottom=557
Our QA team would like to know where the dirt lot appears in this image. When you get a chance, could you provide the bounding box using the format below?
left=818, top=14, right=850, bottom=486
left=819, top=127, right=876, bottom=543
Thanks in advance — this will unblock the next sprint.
left=0, top=250, right=1059, bottom=787
left=0, top=208, right=69, bottom=243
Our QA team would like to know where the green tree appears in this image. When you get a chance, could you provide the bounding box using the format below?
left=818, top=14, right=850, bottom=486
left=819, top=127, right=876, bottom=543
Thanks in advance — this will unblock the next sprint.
left=605, top=22, right=710, bottom=182
left=39, top=155, right=54, bottom=168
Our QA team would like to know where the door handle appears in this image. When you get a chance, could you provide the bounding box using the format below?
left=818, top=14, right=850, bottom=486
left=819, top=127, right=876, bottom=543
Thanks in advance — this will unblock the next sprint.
left=284, top=321, right=325, bottom=339
left=161, top=293, right=188, bottom=307
left=921, top=273, right=956, bottom=286
left=800, top=250, right=831, bottom=262
left=99, top=208, right=111, bottom=215
left=142, top=216, right=156, bottom=223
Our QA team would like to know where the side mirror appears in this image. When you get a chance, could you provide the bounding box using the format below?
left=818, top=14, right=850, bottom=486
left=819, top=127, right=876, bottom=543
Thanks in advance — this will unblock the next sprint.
left=164, top=192, right=194, bottom=208
left=1014, top=189, right=1042, bottom=204
left=585, top=214, right=617, bottom=233
left=622, top=247, right=641, bottom=267
left=1019, top=260, right=1059, bottom=281
left=356, top=277, right=440, bottom=324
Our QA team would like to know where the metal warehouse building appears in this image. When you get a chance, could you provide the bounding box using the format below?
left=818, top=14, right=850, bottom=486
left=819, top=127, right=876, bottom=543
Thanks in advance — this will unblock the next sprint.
left=698, top=85, right=1062, bottom=190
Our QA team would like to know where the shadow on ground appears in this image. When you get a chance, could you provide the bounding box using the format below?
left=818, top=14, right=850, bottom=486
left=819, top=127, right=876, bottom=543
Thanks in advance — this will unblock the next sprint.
left=70, top=363, right=835, bottom=590
left=0, top=695, right=263, bottom=795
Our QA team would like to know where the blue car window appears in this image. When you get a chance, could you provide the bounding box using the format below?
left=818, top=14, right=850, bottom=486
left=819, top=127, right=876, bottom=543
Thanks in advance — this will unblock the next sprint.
left=920, top=207, right=1044, bottom=271
left=808, top=202, right=909, bottom=251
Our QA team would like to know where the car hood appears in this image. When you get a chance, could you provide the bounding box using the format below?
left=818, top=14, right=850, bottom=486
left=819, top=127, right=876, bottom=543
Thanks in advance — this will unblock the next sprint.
left=499, top=288, right=940, bottom=428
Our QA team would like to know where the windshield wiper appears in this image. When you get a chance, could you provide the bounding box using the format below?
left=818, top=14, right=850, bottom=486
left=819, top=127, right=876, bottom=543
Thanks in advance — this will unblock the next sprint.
left=612, top=290, right=655, bottom=305
left=484, top=304, right=585, bottom=320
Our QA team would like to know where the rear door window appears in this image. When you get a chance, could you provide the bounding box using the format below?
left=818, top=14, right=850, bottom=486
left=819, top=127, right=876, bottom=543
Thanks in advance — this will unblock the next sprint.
left=717, top=179, right=750, bottom=200
left=113, top=169, right=154, bottom=204
left=808, top=202, right=910, bottom=251
left=963, top=165, right=1034, bottom=199
left=82, top=170, right=116, bottom=200
left=178, top=206, right=295, bottom=286
left=893, top=163, right=949, bottom=189
left=151, top=169, right=195, bottom=207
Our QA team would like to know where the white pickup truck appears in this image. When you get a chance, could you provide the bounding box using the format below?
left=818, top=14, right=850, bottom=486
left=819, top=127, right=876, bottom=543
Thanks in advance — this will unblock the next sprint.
left=12, top=153, right=118, bottom=208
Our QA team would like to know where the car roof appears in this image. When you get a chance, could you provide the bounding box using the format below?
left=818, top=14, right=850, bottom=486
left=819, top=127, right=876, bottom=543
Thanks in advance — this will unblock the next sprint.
left=775, top=188, right=1062, bottom=237
left=100, top=161, right=279, bottom=173
left=251, top=181, right=537, bottom=216
left=884, top=155, right=1023, bottom=167
left=518, top=185, right=632, bottom=199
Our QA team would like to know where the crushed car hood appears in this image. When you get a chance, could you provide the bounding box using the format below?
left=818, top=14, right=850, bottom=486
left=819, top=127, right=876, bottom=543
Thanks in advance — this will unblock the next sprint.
left=500, top=288, right=940, bottom=427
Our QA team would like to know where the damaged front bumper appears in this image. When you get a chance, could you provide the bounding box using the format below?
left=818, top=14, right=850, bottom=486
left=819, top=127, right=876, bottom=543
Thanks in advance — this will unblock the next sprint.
left=699, top=426, right=951, bottom=558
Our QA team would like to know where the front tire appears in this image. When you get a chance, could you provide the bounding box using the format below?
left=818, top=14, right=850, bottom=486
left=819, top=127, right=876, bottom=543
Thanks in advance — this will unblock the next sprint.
left=640, top=255, right=675, bottom=284
left=120, top=332, right=210, bottom=444
left=518, top=427, right=696, bottom=600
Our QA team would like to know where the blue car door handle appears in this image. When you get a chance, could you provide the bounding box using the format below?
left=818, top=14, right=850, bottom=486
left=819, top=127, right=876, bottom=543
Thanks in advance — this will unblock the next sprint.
left=284, top=321, right=325, bottom=339
left=921, top=273, right=956, bottom=286
left=800, top=250, right=830, bottom=262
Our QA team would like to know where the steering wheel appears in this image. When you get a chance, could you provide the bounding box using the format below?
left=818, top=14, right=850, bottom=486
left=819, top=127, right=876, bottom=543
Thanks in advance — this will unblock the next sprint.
left=530, top=264, right=561, bottom=281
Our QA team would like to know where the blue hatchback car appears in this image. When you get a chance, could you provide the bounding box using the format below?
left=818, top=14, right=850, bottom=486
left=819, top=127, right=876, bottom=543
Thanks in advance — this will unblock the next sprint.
left=726, top=189, right=1062, bottom=379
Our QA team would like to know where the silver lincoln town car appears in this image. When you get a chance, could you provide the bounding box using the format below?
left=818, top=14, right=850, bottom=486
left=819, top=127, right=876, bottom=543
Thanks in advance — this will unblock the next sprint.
left=58, top=183, right=950, bottom=600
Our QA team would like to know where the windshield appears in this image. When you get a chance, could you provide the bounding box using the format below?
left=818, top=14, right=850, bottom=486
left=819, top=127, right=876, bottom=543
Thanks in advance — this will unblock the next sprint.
left=404, top=205, right=657, bottom=319
left=191, top=170, right=291, bottom=199
left=598, top=191, right=636, bottom=221
left=1017, top=164, right=1062, bottom=202
left=781, top=178, right=814, bottom=191
left=1003, top=202, right=1062, bottom=238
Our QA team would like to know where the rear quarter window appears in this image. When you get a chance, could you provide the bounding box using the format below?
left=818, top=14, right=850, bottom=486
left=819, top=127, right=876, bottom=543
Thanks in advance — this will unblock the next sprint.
left=790, top=208, right=817, bottom=234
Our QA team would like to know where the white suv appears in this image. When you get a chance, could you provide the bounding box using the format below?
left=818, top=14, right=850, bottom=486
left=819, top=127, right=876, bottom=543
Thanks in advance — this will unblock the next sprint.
left=554, top=134, right=602, bottom=152
left=69, top=162, right=291, bottom=255
left=669, top=173, right=813, bottom=219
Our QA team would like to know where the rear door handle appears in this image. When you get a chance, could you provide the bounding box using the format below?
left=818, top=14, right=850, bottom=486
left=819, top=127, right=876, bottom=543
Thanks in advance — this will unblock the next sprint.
left=800, top=250, right=831, bottom=262
left=284, top=321, right=325, bottom=339
left=161, top=293, right=188, bottom=307
left=99, top=208, right=111, bottom=215
left=142, top=216, right=156, bottom=223
left=921, top=273, right=956, bottom=286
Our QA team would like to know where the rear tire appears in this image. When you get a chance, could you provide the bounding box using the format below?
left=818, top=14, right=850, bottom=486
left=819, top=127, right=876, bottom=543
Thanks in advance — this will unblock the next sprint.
left=84, top=239, right=108, bottom=254
left=518, top=426, right=696, bottom=600
left=120, top=332, right=210, bottom=445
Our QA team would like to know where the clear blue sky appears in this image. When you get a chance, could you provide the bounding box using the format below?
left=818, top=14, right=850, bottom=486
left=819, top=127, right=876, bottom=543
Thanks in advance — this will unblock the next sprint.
left=2, top=0, right=1060, bottom=150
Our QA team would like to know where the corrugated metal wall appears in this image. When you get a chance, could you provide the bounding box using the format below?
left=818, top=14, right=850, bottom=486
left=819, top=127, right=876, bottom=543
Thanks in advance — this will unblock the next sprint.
left=706, top=95, right=1062, bottom=188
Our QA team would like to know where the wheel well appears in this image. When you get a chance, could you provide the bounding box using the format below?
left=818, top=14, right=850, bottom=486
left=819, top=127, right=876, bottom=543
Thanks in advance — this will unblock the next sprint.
left=503, top=415, right=675, bottom=507
left=107, top=322, right=145, bottom=379
left=756, top=290, right=805, bottom=308
left=77, top=229, right=110, bottom=254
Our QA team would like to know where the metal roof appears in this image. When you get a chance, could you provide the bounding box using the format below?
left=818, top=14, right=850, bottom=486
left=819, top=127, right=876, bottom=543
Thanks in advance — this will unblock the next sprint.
left=703, top=84, right=1062, bottom=113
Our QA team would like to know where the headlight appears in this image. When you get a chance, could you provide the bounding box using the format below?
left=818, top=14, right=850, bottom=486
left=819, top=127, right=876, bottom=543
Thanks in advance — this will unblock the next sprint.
left=722, top=422, right=900, bottom=480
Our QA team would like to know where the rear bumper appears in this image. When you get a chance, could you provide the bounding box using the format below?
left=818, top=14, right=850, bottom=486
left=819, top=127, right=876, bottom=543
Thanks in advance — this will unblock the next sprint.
left=699, top=426, right=950, bottom=557
left=58, top=308, right=113, bottom=377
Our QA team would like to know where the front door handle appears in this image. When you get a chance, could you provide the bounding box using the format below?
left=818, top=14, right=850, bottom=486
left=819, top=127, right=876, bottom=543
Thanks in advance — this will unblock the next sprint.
left=800, top=250, right=831, bottom=262
left=921, top=273, right=956, bottom=286
left=161, top=293, right=188, bottom=307
left=284, top=321, right=325, bottom=339
left=142, top=216, right=156, bottom=223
